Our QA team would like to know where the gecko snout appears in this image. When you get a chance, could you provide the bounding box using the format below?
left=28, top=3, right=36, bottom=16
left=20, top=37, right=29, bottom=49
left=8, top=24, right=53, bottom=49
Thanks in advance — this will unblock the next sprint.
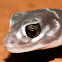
left=4, top=36, right=20, bottom=48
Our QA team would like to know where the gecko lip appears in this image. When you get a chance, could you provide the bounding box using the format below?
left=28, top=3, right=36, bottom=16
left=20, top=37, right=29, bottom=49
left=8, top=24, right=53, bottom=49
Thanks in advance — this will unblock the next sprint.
left=4, top=40, right=41, bottom=53
left=6, top=34, right=62, bottom=53
left=5, top=35, right=62, bottom=53
left=6, top=44, right=42, bottom=53
left=6, top=47, right=34, bottom=53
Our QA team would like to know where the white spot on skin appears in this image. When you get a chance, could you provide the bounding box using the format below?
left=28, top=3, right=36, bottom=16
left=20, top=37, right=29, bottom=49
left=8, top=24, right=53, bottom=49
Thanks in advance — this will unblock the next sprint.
left=47, top=30, right=55, bottom=36
left=22, top=25, right=27, bottom=36
left=34, top=18, right=41, bottom=22
left=31, top=25, right=50, bottom=43
left=47, top=19, right=60, bottom=36
left=21, top=12, right=27, bottom=15
left=10, top=19, right=15, bottom=27
left=54, top=19, right=60, bottom=30
left=45, top=8, right=60, bottom=19
left=16, top=31, right=22, bottom=39
left=25, top=18, right=41, bottom=25
left=21, top=37, right=30, bottom=43
left=14, top=14, right=18, bottom=16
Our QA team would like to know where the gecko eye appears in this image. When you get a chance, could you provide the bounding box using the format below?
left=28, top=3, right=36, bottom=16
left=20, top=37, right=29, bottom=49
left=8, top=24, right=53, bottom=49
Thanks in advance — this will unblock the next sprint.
left=25, top=23, right=41, bottom=38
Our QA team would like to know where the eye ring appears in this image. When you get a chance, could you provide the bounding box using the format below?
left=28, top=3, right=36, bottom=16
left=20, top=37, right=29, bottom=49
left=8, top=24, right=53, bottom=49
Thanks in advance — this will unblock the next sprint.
left=25, top=23, right=41, bottom=38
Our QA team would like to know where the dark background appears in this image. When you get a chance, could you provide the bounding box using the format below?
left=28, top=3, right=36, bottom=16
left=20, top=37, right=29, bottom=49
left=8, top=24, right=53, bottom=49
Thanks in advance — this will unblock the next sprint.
left=6, top=46, right=62, bottom=62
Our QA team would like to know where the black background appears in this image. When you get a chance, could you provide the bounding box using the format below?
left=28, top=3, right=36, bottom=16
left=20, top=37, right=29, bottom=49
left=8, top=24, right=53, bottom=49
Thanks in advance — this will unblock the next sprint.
left=5, top=45, right=62, bottom=62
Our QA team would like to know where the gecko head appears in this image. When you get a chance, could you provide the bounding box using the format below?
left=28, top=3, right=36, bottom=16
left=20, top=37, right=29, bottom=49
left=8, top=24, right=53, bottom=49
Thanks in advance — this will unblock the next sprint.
left=4, top=9, right=62, bottom=53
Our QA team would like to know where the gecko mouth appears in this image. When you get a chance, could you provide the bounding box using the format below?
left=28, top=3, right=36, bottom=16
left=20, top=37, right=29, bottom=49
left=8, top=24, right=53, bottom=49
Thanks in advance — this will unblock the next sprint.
left=6, top=43, right=43, bottom=53
left=5, top=34, right=62, bottom=53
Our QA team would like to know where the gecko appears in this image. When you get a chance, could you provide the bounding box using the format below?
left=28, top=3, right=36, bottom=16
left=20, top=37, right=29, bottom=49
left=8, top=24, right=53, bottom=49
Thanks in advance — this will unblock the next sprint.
left=4, top=8, right=62, bottom=53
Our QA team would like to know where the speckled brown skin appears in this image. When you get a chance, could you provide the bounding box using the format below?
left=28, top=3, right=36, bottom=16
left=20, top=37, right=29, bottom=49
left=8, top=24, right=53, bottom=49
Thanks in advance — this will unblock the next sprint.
left=4, top=8, right=62, bottom=53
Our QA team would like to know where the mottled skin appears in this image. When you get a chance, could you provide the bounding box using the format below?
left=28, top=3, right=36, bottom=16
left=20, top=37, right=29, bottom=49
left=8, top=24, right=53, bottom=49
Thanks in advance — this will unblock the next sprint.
left=4, top=8, right=62, bottom=53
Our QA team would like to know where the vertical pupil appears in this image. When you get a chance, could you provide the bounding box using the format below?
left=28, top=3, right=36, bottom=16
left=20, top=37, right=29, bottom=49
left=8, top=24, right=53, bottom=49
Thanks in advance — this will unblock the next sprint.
left=25, top=23, right=41, bottom=38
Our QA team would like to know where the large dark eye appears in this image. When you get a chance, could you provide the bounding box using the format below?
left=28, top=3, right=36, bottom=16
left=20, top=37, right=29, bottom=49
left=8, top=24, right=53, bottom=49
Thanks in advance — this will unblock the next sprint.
left=25, top=23, right=41, bottom=38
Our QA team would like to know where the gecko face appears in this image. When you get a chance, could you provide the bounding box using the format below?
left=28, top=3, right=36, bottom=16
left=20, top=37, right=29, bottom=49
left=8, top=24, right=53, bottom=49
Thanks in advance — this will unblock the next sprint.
left=4, top=8, right=62, bottom=53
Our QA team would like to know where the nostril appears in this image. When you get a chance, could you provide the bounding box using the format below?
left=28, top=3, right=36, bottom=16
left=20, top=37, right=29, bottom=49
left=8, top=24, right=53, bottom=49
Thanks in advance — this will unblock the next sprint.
left=10, top=40, right=16, bottom=44
left=5, top=40, right=18, bottom=48
left=4, top=37, right=20, bottom=48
